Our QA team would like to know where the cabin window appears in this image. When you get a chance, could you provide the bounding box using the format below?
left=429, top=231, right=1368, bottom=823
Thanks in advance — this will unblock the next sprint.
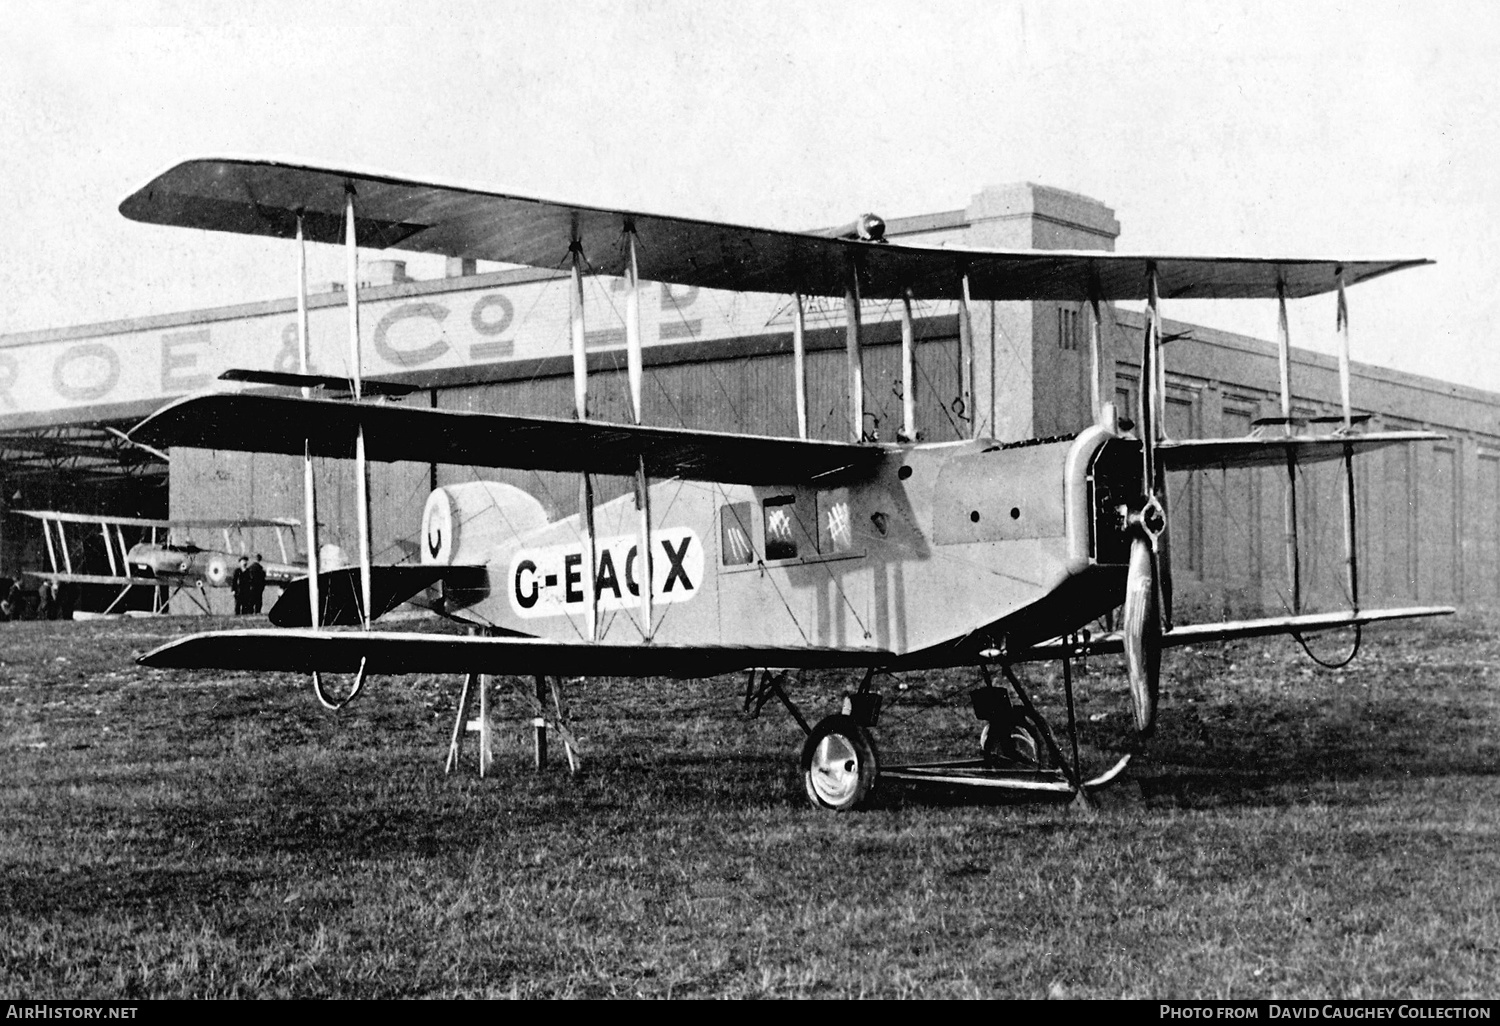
left=1058, top=306, right=1081, bottom=351
left=817, top=488, right=855, bottom=553
left=720, top=503, right=755, bottom=566
left=762, top=495, right=799, bottom=561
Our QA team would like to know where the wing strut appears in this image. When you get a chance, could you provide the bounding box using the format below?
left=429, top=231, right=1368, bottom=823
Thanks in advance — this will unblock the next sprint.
left=100, top=521, right=118, bottom=577
left=345, top=186, right=373, bottom=629
left=1337, top=274, right=1361, bottom=611
left=115, top=526, right=129, bottom=579
left=570, top=239, right=599, bottom=642
left=792, top=293, right=809, bottom=440
left=40, top=517, right=59, bottom=574
left=296, top=211, right=322, bottom=628
left=958, top=269, right=975, bottom=438
left=844, top=261, right=864, bottom=442
left=624, top=230, right=654, bottom=639
left=1276, top=281, right=1302, bottom=614
left=899, top=287, right=917, bottom=441
left=58, top=519, right=75, bottom=575
left=1087, top=275, right=1105, bottom=425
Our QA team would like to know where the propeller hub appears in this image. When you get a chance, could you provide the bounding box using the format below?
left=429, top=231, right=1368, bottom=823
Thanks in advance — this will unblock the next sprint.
left=1128, top=496, right=1167, bottom=541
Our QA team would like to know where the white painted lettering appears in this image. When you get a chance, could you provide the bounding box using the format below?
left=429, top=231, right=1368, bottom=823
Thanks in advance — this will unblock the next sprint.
left=160, top=329, right=212, bottom=392
left=52, top=343, right=119, bottom=402
left=374, top=302, right=450, bottom=367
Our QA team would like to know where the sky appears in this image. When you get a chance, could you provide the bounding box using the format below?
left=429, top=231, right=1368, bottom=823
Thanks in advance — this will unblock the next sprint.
left=2, top=0, right=1497, bottom=390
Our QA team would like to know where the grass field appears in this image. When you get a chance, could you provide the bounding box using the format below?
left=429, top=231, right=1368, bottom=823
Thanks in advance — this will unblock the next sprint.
left=2, top=612, right=1497, bottom=998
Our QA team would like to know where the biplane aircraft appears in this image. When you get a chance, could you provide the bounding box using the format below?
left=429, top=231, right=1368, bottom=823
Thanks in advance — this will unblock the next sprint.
left=120, top=157, right=1452, bottom=809
left=18, top=509, right=302, bottom=614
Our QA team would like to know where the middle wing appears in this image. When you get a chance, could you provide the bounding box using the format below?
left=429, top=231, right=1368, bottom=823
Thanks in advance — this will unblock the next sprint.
left=1156, top=430, right=1444, bottom=471
left=130, top=392, right=887, bottom=485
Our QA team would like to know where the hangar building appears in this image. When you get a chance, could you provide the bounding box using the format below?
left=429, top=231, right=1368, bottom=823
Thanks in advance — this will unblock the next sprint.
left=1, top=182, right=1492, bottom=617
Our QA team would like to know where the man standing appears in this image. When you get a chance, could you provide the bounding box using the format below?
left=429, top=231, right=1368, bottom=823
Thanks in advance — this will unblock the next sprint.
left=245, top=553, right=267, bottom=615
left=231, top=556, right=249, bottom=615
left=37, top=579, right=56, bottom=620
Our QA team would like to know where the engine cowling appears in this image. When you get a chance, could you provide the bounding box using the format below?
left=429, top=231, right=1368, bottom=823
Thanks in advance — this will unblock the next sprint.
left=203, top=555, right=230, bottom=587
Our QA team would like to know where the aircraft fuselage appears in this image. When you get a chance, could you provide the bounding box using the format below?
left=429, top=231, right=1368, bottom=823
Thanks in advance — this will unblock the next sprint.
left=423, top=425, right=1141, bottom=665
left=126, top=543, right=300, bottom=590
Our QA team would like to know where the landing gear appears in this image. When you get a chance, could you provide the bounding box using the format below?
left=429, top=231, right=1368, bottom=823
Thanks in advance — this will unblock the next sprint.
left=795, top=655, right=1133, bottom=809
left=801, top=714, right=880, bottom=811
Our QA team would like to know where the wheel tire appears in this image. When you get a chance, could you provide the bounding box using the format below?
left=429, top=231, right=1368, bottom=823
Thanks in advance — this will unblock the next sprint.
left=1123, top=535, right=1161, bottom=736
left=801, top=714, right=879, bottom=811
left=980, top=716, right=1046, bottom=768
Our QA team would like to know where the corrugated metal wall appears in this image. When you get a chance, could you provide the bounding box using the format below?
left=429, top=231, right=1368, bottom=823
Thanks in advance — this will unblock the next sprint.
left=169, top=317, right=1500, bottom=618
left=1158, top=388, right=1483, bottom=616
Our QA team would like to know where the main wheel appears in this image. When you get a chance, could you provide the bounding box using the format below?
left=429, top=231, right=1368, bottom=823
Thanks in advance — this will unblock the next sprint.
left=801, top=714, right=879, bottom=811
left=1123, top=534, right=1161, bottom=736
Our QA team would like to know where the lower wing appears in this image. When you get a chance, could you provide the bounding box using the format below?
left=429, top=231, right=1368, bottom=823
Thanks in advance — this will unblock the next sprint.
left=1020, top=605, right=1454, bottom=659
left=137, top=629, right=895, bottom=678
left=35, top=572, right=164, bottom=587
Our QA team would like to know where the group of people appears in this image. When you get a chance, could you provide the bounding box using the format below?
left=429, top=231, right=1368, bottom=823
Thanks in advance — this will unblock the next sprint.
left=1, top=575, right=65, bottom=621
left=231, top=554, right=267, bottom=615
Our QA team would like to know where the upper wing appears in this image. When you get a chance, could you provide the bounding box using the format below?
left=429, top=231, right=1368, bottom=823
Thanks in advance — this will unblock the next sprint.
left=1157, top=430, right=1445, bottom=472
left=129, top=392, right=887, bottom=485
left=119, top=157, right=1429, bottom=301
left=14, top=509, right=296, bottom=530
left=137, top=628, right=894, bottom=678
left=17, top=509, right=172, bottom=529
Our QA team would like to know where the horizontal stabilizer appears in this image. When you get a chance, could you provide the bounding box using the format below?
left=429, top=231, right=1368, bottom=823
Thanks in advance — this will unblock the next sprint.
left=120, top=157, right=1429, bottom=302
left=269, top=565, right=486, bottom=627
left=1022, top=605, right=1454, bottom=659
left=219, top=368, right=420, bottom=396
left=130, top=393, right=885, bottom=485
left=1157, top=430, right=1444, bottom=472
left=137, top=628, right=895, bottom=678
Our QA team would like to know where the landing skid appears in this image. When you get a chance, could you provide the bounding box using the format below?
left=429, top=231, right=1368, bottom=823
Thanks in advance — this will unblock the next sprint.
left=879, top=753, right=1133, bottom=794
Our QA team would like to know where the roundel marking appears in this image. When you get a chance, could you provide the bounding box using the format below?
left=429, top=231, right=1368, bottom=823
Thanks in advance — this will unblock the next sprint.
left=421, top=490, right=454, bottom=565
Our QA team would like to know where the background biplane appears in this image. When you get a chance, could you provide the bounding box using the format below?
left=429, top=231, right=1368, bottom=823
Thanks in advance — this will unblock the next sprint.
left=17, top=509, right=302, bottom=615
left=121, top=157, right=1452, bottom=808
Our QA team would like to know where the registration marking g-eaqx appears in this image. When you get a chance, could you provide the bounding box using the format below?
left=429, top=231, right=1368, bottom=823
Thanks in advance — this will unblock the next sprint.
left=509, top=527, right=703, bottom=619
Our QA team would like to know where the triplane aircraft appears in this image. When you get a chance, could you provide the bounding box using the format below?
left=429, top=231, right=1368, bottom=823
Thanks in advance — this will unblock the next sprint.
left=121, top=157, right=1451, bottom=809
left=18, top=509, right=303, bottom=615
